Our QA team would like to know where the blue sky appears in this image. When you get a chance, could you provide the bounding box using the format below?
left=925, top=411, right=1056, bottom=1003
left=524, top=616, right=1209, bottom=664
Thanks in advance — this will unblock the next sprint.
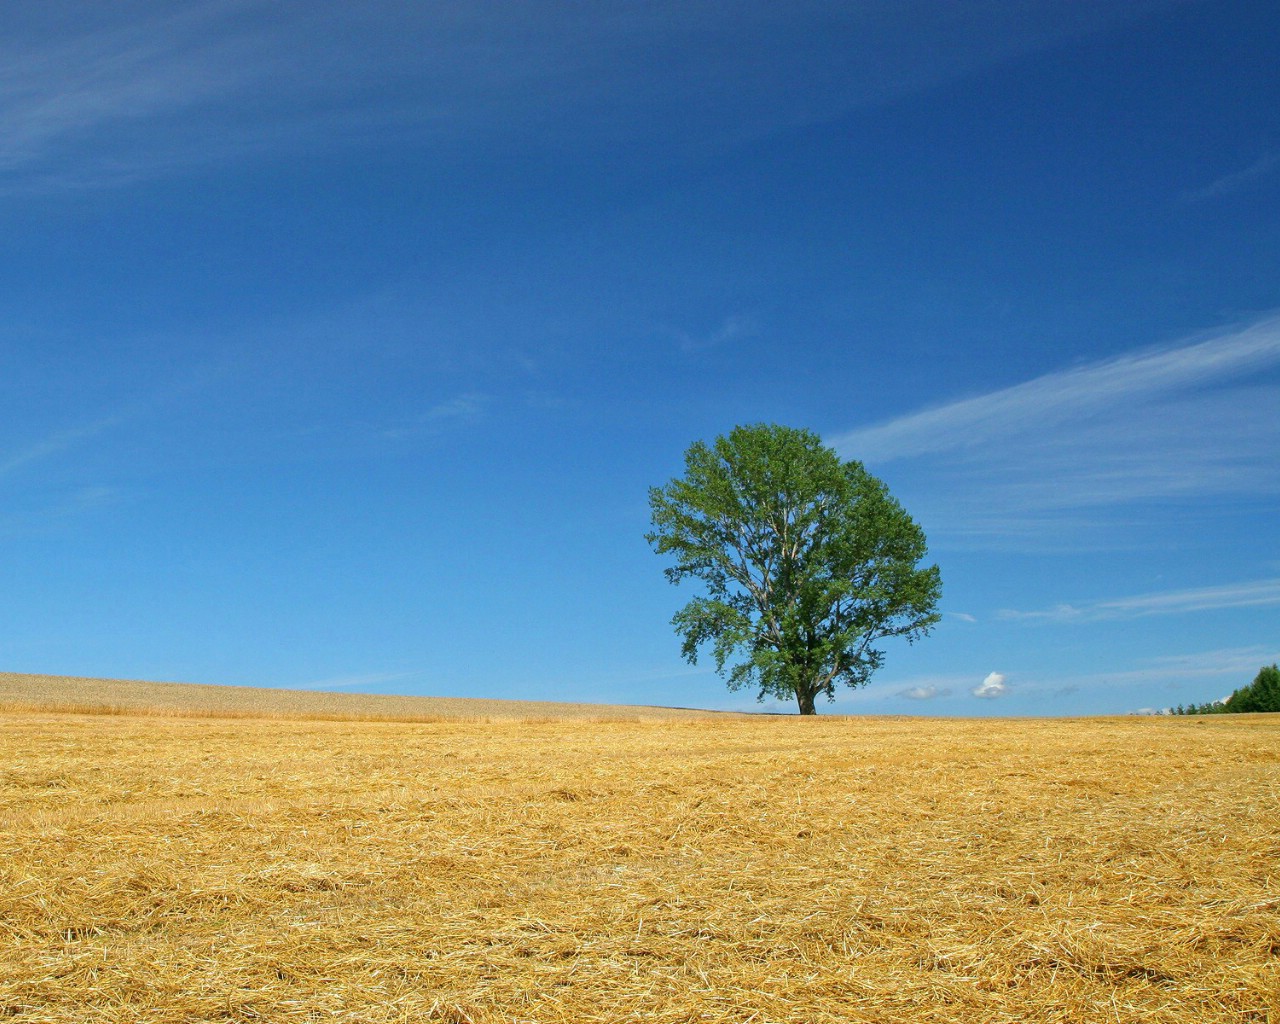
left=2, top=0, right=1277, bottom=715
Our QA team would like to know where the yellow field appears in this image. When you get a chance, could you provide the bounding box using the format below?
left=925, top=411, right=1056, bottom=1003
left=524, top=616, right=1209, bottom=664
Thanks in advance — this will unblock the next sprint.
left=1, top=680, right=1277, bottom=1023
left=0, top=672, right=720, bottom=722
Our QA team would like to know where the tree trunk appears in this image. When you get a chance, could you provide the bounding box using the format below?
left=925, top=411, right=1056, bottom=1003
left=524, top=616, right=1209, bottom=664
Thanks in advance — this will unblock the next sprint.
left=796, top=689, right=817, bottom=715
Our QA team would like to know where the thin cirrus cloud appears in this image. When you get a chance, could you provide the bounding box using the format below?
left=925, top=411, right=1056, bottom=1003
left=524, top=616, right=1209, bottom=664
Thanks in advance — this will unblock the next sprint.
left=1000, top=578, right=1280, bottom=623
left=2, top=1, right=1183, bottom=192
left=0, top=4, right=283, bottom=188
left=899, top=684, right=951, bottom=700
left=672, top=314, right=760, bottom=353
left=0, top=416, right=123, bottom=479
left=1182, top=151, right=1280, bottom=203
left=301, top=671, right=418, bottom=692
left=1105, top=645, right=1280, bottom=683
left=830, top=314, right=1280, bottom=534
left=1013, top=647, right=1279, bottom=706
left=832, top=314, right=1280, bottom=465
left=378, top=393, right=489, bottom=442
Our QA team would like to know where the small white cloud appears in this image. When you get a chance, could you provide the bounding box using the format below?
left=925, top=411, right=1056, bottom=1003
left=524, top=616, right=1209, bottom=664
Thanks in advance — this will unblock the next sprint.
left=899, top=685, right=951, bottom=700
left=946, top=611, right=977, bottom=623
left=972, top=672, right=1007, bottom=699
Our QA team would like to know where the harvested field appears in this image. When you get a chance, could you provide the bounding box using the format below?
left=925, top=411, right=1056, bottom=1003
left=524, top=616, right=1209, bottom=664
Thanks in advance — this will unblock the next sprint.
left=0, top=685, right=1277, bottom=1022
left=0, top=672, right=721, bottom=722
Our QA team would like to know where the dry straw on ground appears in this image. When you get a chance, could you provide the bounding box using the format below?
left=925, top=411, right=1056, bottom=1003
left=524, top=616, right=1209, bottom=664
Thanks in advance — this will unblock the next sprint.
left=1, top=675, right=1277, bottom=1022
left=0, top=672, right=715, bottom=722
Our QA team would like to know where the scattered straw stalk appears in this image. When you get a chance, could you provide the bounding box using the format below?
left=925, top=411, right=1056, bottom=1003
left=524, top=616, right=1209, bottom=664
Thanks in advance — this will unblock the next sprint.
left=1, top=708, right=1277, bottom=1022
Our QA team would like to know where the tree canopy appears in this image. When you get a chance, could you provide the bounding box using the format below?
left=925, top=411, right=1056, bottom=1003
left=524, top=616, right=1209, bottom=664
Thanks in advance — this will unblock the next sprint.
left=647, top=424, right=941, bottom=714
left=1173, top=663, right=1280, bottom=715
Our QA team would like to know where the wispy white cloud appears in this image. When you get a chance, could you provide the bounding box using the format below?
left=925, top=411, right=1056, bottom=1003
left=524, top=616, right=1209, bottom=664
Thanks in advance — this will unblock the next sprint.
left=986, top=647, right=1280, bottom=707
left=673, top=314, right=759, bottom=353
left=0, top=2, right=457, bottom=192
left=831, top=315, right=1280, bottom=544
left=972, top=672, right=1008, bottom=699
left=1001, top=578, right=1280, bottom=623
left=1099, top=646, right=1280, bottom=684
left=0, top=483, right=125, bottom=539
left=301, top=671, right=417, bottom=692
left=946, top=611, right=978, bottom=623
left=899, top=684, right=951, bottom=700
left=380, top=392, right=488, bottom=441
left=0, top=1, right=1183, bottom=192
left=53, top=485, right=121, bottom=517
left=0, top=4, right=286, bottom=189
left=0, top=416, right=122, bottom=478
left=833, top=315, right=1280, bottom=465
left=424, top=393, right=488, bottom=425
left=1182, top=151, right=1280, bottom=203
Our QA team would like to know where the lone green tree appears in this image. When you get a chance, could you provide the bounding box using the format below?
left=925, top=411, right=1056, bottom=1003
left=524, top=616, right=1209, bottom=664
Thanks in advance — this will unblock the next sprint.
left=647, top=424, right=942, bottom=714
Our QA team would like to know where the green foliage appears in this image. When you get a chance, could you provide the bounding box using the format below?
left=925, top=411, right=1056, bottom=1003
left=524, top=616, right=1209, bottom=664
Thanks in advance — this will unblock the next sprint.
left=1173, top=700, right=1229, bottom=716
left=1229, top=663, right=1280, bottom=713
left=646, top=424, right=942, bottom=714
left=1174, top=663, right=1279, bottom=715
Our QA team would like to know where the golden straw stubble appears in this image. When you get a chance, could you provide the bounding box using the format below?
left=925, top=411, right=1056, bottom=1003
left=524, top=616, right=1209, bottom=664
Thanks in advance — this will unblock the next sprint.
left=1, top=675, right=1277, bottom=1023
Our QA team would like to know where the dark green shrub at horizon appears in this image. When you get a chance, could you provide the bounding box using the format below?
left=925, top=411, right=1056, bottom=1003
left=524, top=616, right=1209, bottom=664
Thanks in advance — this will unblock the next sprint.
left=1172, top=663, right=1279, bottom=715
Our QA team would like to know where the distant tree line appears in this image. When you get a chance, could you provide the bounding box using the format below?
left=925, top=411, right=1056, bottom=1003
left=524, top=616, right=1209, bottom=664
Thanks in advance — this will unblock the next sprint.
left=1170, top=664, right=1280, bottom=715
